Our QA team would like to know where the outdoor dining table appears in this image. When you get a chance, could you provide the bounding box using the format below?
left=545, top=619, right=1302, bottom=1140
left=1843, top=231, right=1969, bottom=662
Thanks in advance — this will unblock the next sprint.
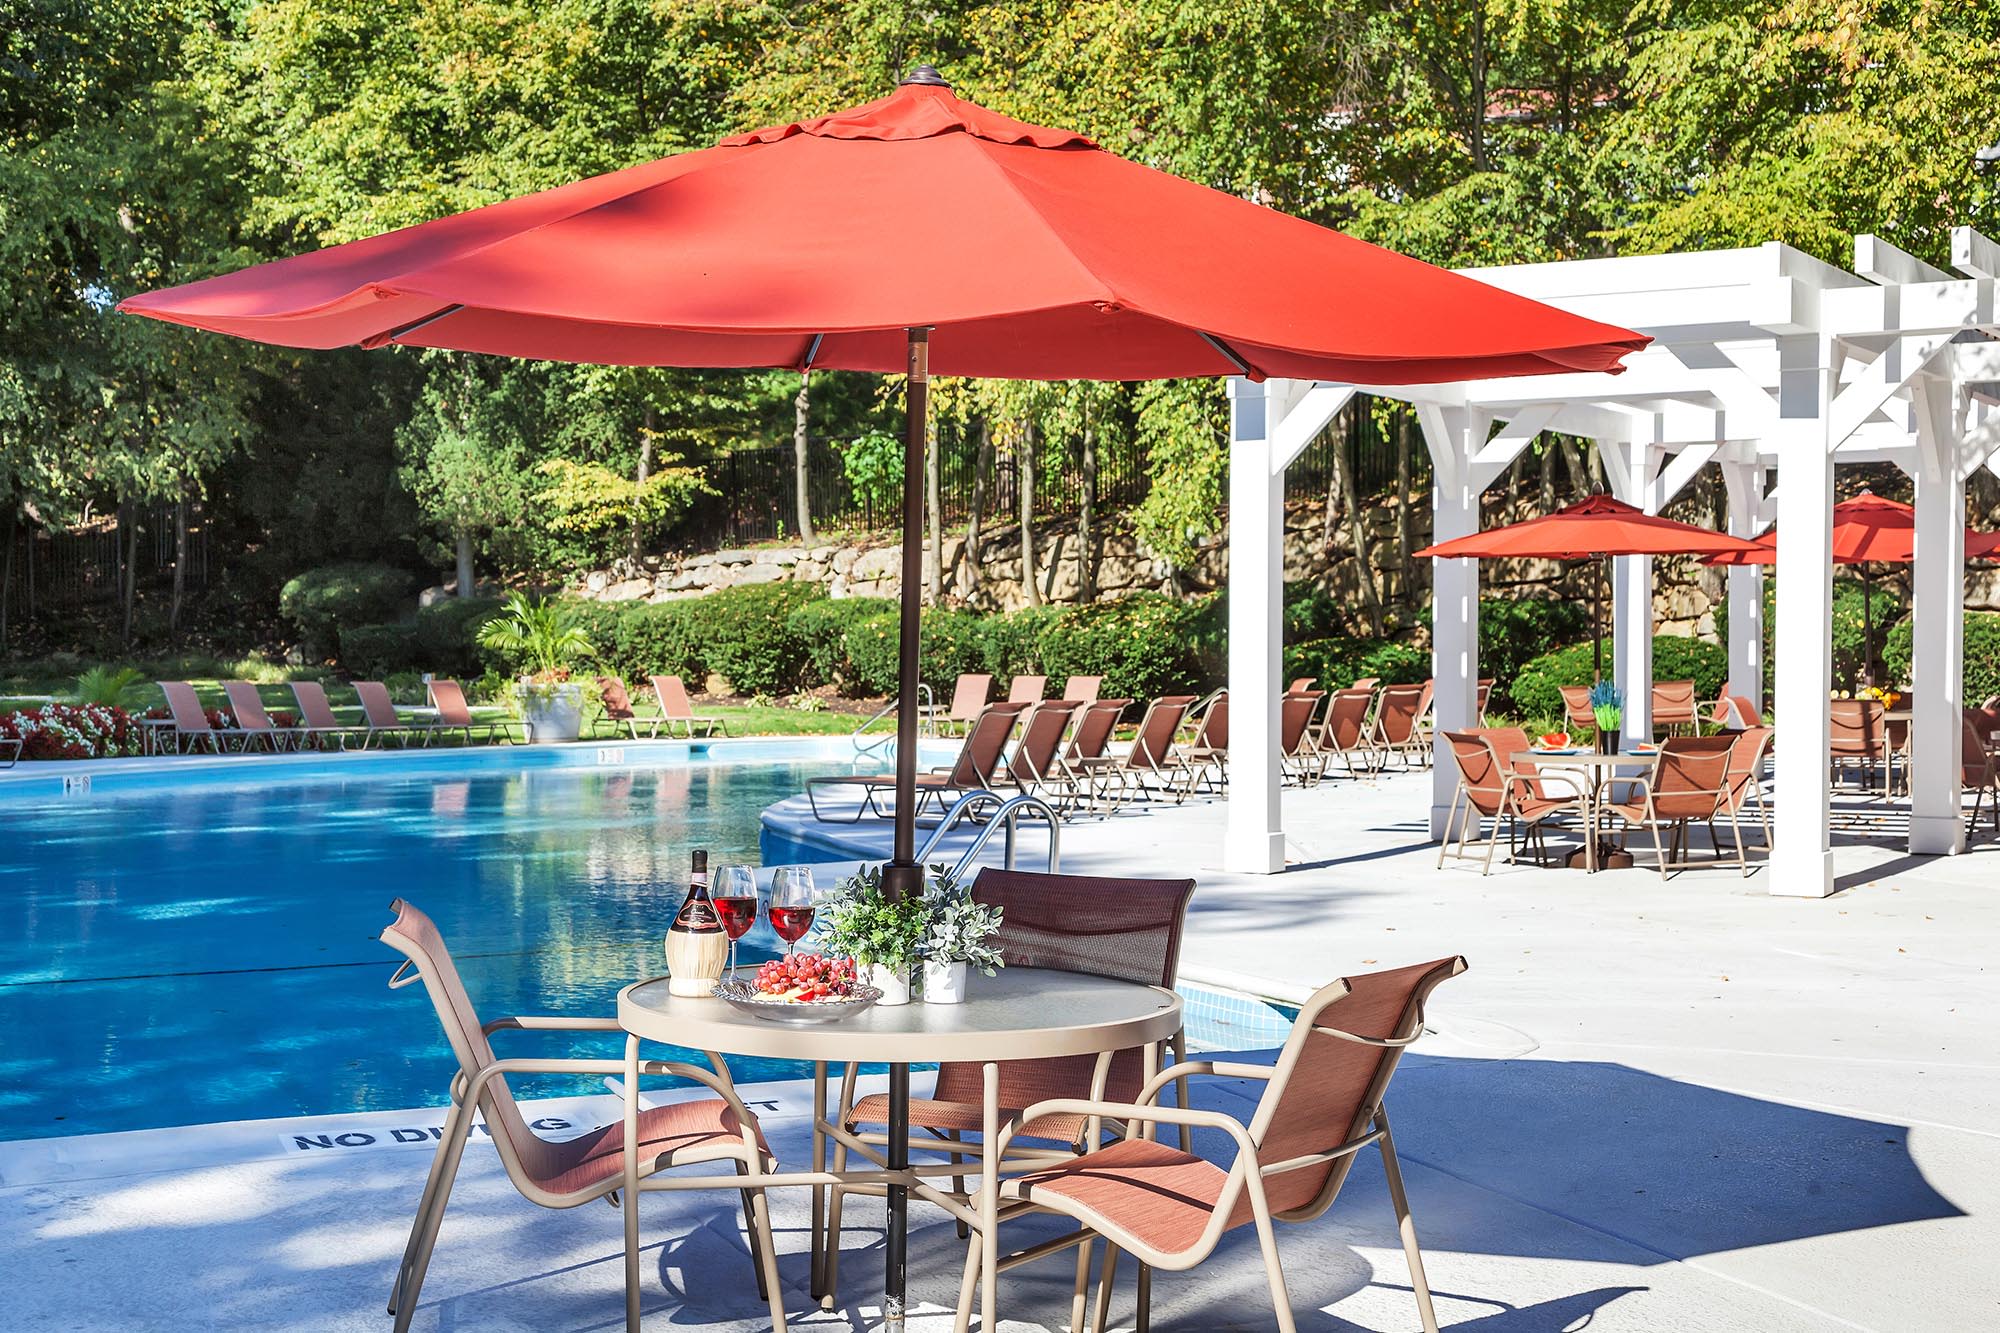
left=1512, top=749, right=1663, bottom=872
left=617, top=966, right=1182, bottom=1332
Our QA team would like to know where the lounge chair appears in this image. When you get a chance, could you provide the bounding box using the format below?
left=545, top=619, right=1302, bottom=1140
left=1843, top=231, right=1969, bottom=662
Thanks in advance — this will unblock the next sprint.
left=1311, top=687, right=1377, bottom=778
left=1049, top=698, right=1129, bottom=811
left=931, top=672, right=993, bottom=737
left=429, top=679, right=511, bottom=746
left=1651, top=679, right=1698, bottom=737
left=650, top=674, right=726, bottom=738
left=354, top=681, right=431, bottom=749
left=1178, top=691, right=1228, bottom=795
left=1000, top=699, right=1081, bottom=799
left=953, top=957, right=1466, bottom=1333
left=822, top=868, right=1196, bottom=1305
left=806, top=702, right=1026, bottom=822
left=221, top=682, right=292, bottom=753
left=378, top=900, right=783, bottom=1333
left=1006, top=674, right=1047, bottom=704
left=1348, top=675, right=1380, bottom=692
left=1370, top=681, right=1433, bottom=769
left=1286, top=676, right=1316, bottom=693
left=1437, top=729, right=1582, bottom=873
left=288, top=681, right=371, bottom=750
left=1279, top=690, right=1325, bottom=786
left=1080, top=694, right=1198, bottom=803
left=158, top=681, right=252, bottom=754
left=1600, top=736, right=1745, bottom=878
left=593, top=676, right=658, bottom=740
left=0, top=736, right=19, bottom=767
left=1061, top=675, right=1102, bottom=704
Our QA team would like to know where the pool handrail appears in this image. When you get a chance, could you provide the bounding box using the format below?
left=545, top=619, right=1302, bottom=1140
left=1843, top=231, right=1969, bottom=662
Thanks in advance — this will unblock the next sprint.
left=852, top=684, right=936, bottom=756
left=916, top=788, right=1062, bottom=875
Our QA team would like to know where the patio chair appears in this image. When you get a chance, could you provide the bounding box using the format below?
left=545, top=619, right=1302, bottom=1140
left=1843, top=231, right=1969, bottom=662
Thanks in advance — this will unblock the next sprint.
left=288, top=681, right=371, bottom=750
left=1286, top=676, right=1316, bottom=693
left=1049, top=698, right=1130, bottom=811
left=593, top=676, right=658, bottom=740
left=354, top=680, right=431, bottom=749
left=1178, top=691, right=1228, bottom=796
left=378, top=900, right=784, bottom=1333
left=1311, top=687, right=1378, bottom=778
left=824, top=869, right=1197, bottom=1305
left=1000, top=699, right=1082, bottom=800
left=806, top=701, right=1027, bottom=822
left=954, top=957, right=1466, bottom=1333
left=1558, top=683, right=1597, bottom=733
left=1279, top=690, right=1326, bottom=787
left=650, top=674, right=726, bottom=738
left=430, top=679, right=512, bottom=746
left=221, top=682, right=292, bottom=753
left=1080, top=695, right=1198, bottom=803
left=1651, top=679, right=1699, bottom=738
left=1707, top=693, right=1763, bottom=731
left=1600, top=736, right=1744, bottom=879
left=1964, top=714, right=2000, bottom=836
left=1829, top=697, right=1890, bottom=796
left=1061, top=675, right=1102, bottom=704
left=1348, top=675, right=1380, bottom=692
left=1007, top=675, right=1048, bottom=704
left=1717, top=726, right=1774, bottom=854
left=1370, top=681, right=1433, bottom=769
left=931, top=673, right=993, bottom=736
left=1436, top=730, right=1582, bottom=874
left=1476, top=677, right=1495, bottom=725
left=158, top=681, right=252, bottom=754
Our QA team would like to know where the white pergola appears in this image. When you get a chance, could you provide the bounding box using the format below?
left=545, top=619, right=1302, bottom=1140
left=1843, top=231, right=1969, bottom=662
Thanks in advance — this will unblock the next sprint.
left=1225, top=230, right=2000, bottom=896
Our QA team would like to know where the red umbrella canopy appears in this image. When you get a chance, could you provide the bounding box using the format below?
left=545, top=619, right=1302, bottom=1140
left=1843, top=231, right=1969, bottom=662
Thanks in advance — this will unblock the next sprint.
left=1704, top=491, right=2000, bottom=565
left=1415, top=495, right=1765, bottom=560
left=118, top=75, right=1647, bottom=382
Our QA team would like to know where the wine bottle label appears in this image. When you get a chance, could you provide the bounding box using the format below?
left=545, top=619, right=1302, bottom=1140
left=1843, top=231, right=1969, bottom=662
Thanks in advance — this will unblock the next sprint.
left=673, top=896, right=722, bottom=932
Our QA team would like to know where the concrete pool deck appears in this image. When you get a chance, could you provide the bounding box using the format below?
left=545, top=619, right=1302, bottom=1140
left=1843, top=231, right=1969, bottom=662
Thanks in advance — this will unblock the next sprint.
left=4, top=769, right=1996, bottom=1329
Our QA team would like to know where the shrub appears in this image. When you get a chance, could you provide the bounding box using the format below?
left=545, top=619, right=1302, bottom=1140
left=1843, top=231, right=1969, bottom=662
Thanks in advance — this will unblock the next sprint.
left=1036, top=593, right=1225, bottom=700
left=0, top=703, right=142, bottom=759
left=699, top=583, right=823, bottom=694
left=842, top=610, right=910, bottom=697
left=1284, top=636, right=1429, bottom=690
left=1882, top=611, right=2000, bottom=702
left=414, top=597, right=504, bottom=676
left=1283, top=584, right=1347, bottom=642
left=583, top=600, right=704, bottom=686
left=1510, top=635, right=1728, bottom=718
left=279, top=562, right=417, bottom=659
left=340, top=623, right=424, bottom=678
left=978, top=604, right=1059, bottom=680
left=786, top=596, right=896, bottom=690
left=70, top=665, right=147, bottom=708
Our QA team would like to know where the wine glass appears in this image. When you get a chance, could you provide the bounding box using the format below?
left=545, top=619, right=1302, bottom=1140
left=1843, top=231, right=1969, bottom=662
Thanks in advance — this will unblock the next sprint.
left=769, top=866, right=817, bottom=957
left=712, top=864, right=758, bottom=978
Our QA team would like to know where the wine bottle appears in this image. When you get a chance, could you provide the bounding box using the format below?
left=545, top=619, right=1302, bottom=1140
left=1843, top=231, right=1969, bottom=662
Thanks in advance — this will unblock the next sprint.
left=664, top=849, right=728, bottom=997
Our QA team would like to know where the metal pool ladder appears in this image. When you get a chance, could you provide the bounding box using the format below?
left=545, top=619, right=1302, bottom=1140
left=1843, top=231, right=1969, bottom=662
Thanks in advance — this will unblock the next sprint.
left=916, top=789, right=1063, bottom=876
left=852, top=684, right=936, bottom=756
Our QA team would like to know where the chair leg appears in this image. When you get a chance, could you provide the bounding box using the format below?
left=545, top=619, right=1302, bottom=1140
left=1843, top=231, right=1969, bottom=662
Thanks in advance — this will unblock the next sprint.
left=735, top=1160, right=770, bottom=1303
left=390, top=1098, right=478, bottom=1333
left=820, top=1137, right=849, bottom=1310
left=388, top=1093, right=473, bottom=1320
left=750, top=1186, right=788, bottom=1332
left=1070, top=1236, right=1095, bottom=1333
left=1376, top=1111, right=1441, bottom=1333
left=947, top=1128, right=970, bottom=1239
left=953, top=1231, right=981, bottom=1333
left=1248, top=1204, right=1298, bottom=1333
left=1091, top=1242, right=1119, bottom=1333
left=1136, top=1260, right=1153, bottom=1333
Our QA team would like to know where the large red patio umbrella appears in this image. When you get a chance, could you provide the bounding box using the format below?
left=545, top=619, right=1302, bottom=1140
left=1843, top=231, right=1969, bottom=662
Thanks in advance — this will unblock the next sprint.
left=1415, top=494, right=1765, bottom=679
left=122, top=69, right=1647, bottom=1323
left=1703, top=490, right=2000, bottom=684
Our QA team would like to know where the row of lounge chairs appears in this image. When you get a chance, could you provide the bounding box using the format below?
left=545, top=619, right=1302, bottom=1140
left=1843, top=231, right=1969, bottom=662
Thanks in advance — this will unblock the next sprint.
left=148, top=679, right=505, bottom=754
left=927, top=674, right=1102, bottom=735
left=591, top=674, right=726, bottom=739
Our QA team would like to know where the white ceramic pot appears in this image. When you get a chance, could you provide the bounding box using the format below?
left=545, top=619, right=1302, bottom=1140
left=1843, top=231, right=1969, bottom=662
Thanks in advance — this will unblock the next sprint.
left=519, top=682, right=585, bottom=743
left=921, top=960, right=969, bottom=1004
left=866, top=963, right=911, bottom=1006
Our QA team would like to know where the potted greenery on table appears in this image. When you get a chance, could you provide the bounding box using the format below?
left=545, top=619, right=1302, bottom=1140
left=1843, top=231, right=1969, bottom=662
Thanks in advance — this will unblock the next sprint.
left=919, top=867, right=1004, bottom=1004
left=476, top=592, right=596, bottom=742
left=1589, top=680, right=1624, bottom=753
left=818, top=864, right=932, bottom=1005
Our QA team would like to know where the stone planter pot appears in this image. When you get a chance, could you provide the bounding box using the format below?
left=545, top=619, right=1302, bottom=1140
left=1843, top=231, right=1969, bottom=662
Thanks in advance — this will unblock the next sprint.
left=921, top=960, right=969, bottom=1004
left=865, top=963, right=912, bottom=1006
left=519, top=682, right=586, bottom=743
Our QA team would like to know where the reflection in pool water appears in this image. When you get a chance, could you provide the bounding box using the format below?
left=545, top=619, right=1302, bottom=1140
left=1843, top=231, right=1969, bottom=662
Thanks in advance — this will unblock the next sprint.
left=0, top=753, right=860, bottom=1140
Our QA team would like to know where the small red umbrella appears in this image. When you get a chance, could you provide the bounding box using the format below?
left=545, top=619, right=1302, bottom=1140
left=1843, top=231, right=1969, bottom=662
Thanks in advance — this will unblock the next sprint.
left=1703, top=490, right=2000, bottom=684
left=1416, top=494, right=1765, bottom=678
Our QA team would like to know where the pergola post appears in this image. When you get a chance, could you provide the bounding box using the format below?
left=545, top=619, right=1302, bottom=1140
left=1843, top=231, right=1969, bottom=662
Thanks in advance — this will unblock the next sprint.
left=1720, top=456, right=1770, bottom=711
left=1224, top=376, right=1286, bottom=873
left=1418, top=404, right=1483, bottom=839
left=1770, top=335, right=1838, bottom=897
left=1908, top=380, right=1966, bottom=855
left=1600, top=439, right=1657, bottom=743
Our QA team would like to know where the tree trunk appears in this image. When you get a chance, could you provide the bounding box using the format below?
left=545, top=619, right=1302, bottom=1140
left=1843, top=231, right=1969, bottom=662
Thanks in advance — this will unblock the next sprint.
left=1078, top=405, right=1098, bottom=602
left=925, top=412, right=942, bottom=602
left=456, top=530, right=475, bottom=598
left=962, top=421, right=991, bottom=598
left=119, top=503, right=138, bottom=645
left=1018, top=423, right=1040, bottom=608
left=1339, top=415, right=1383, bottom=633
left=170, top=496, right=187, bottom=635
left=1560, top=435, right=1588, bottom=498
left=1321, top=409, right=1344, bottom=551
left=793, top=375, right=815, bottom=544
left=1539, top=435, right=1558, bottom=510
left=630, top=406, right=655, bottom=564
left=1, top=503, right=14, bottom=649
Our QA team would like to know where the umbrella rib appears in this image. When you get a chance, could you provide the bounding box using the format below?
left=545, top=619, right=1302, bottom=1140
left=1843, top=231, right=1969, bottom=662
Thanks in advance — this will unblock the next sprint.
left=1199, top=331, right=1260, bottom=379
left=800, top=333, right=824, bottom=371
left=369, top=303, right=465, bottom=347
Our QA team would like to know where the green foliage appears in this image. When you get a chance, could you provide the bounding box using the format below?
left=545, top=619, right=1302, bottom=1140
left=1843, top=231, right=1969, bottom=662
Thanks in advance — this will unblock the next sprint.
left=475, top=593, right=596, bottom=678
left=1037, top=593, right=1226, bottom=700
left=339, top=623, right=424, bottom=678
left=1284, top=637, right=1430, bottom=690
left=839, top=430, right=905, bottom=517
left=1415, top=597, right=1595, bottom=688
left=533, top=455, right=711, bottom=561
left=1510, top=636, right=1729, bottom=719
left=837, top=609, right=911, bottom=698
left=978, top=604, right=1059, bottom=680
left=414, top=597, right=505, bottom=677
left=278, top=563, right=417, bottom=659
left=1830, top=577, right=1907, bottom=692
left=1129, top=381, right=1226, bottom=570
left=70, top=666, right=148, bottom=708
left=818, top=864, right=936, bottom=972
left=1882, top=612, right=2000, bottom=704
left=783, top=597, right=896, bottom=693
left=696, top=583, right=824, bottom=695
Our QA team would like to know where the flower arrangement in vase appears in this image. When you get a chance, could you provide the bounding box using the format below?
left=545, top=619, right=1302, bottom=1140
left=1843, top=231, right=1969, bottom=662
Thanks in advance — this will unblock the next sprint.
left=1588, top=680, right=1624, bottom=753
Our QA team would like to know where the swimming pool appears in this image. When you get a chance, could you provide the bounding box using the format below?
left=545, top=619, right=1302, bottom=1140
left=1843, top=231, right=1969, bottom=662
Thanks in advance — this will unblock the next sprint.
left=0, top=740, right=882, bottom=1140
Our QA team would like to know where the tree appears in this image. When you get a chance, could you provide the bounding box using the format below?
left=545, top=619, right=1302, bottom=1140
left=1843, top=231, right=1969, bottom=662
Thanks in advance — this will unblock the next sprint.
left=397, top=358, right=534, bottom=594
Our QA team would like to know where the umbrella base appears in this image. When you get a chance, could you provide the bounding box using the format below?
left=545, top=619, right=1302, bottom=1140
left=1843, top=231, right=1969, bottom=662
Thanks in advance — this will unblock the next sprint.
left=1567, top=841, right=1633, bottom=871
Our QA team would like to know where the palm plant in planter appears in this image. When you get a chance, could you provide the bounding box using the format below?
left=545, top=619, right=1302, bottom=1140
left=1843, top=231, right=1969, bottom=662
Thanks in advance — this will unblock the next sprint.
left=476, top=592, right=597, bottom=742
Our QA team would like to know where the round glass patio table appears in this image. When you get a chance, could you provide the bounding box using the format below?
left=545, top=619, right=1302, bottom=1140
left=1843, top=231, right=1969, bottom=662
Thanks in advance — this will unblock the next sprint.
left=617, top=966, right=1182, bottom=1330
left=1511, top=749, right=1662, bottom=872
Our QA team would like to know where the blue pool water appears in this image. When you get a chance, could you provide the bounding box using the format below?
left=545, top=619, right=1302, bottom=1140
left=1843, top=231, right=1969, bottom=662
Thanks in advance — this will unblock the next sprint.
left=0, top=742, right=875, bottom=1141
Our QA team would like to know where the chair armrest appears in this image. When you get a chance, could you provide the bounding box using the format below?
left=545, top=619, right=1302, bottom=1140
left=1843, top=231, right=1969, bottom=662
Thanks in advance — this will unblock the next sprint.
left=1510, top=772, right=1585, bottom=800
left=482, top=1014, right=624, bottom=1036
left=1134, top=1060, right=1275, bottom=1108
left=1602, top=774, right=1653, bottom=804
left=997, top=1097, right=1258, bottom=1162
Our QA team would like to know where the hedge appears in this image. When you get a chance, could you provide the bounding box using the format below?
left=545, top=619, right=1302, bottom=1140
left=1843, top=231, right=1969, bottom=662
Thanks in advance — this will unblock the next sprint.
left=1882, top=611, right=2000, bottom=704
left=1037, top=593, right=1225, bottom=700
left=1510, top=634, right=1728, bottom=719
left=280, top=562, right=417, bottom=659
left=1284, top=636, right=1429, bottom=690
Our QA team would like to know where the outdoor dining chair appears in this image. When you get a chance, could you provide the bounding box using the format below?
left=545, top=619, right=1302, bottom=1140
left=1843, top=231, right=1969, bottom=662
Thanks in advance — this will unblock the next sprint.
left=1436, top=729, right=1583, bottom=874
left=1651, top=679, right=1699, bottom=737
left=1007, top=675, right=1048, bottom=704
left=1599, top=736, right=1744, bottom=878
left=1718, top=726, right=1774, bottom=854
left=1963, top=715, right=2000, bottom=835
left=354, top=680, right=431, bottom=748
left=220, top=681, right=292, bottom=753
left=430, top=679, right=512, bottom=745
left=807, top=701, right=1028, bottom=821
left=822, top=868, right=1197, bottom=1307
left=1000, top=699, right=1082, bottom=801
left=592, top=676, right=658, bottom=740
left=650, top=674, right=727, bottom=738
left=1829, top=697, right=1891, bottom=796
left=1706, top=692, right=1763, bottom=732
left=952, top=956, right=1466, bottom=1333
left=1371, top=681, right=1433, bottom=769
left=288, top=681, right=371, bottom=750
left=1060, top=675, right=1102, bottom=704
left=378, top=900, right=785, bottom=1333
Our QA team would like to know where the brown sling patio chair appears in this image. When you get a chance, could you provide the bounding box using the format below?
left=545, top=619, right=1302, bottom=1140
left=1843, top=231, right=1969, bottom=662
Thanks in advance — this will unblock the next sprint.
left=430, top=679, right=512, bottom=745
left=288, top=681, right=371, bottom=750
left=1279, top=690, right=1327, bottom=787
left=822, top=869, right=1197, bottom=1306
left=1651, top=679, right=1699, bottom=737
left=220, top=682, right=292, bottom=753
left=1600, top=736, right=1744, bottom=879
left=1829, top=697, right=1891, bottom=796
left=1964, top=714, right=2000, bottom=836
left=592, top=676, right=658, bottom=740
left=1007, top=674, right=1048, bottom=704
left=1717, top=726, right=1774, bottom=854
left=650, top=673, right=726, bottom=738
left=1061, top=675, right=1103, bottom=704
left=932, top=673, right=994, bottom=737
left=1000, top=699, right=1082, bottom=800
left=1370, top=680, right=1433, bottom=769
left=1348, top=675, right=1380, bottom=692
left=807, top=701, right=1027, bottom=822
left=1049, top=698, right=1130, bottom=811
left=1436, top=729, right=1583, bottom=874
left=1311, top=687, right=1379, bottom=778
left=378, top=900, right=784, bottom=1333
left=1177, top=691, right=1228, bottom=796
left=1558, top=683, right=1597, bottom=734
left=1707, top=693, right=1763, bottom=732
left=1286, top=676, right=1316, bottom=693
left=158, top=681, right=252, bottom=754
left=1081, top=695, right=1199, bottom=803
left=354, top=680, right=431, bottom=749
left=953, top=957, right=1466, bottom=1333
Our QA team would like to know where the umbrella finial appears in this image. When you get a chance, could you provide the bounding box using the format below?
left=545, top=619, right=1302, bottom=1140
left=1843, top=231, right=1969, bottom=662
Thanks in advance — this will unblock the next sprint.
left=899, top=64, right=951, bottom=88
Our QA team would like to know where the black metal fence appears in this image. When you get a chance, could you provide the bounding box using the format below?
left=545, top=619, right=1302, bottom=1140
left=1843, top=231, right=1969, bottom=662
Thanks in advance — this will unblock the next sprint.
left=1, top=503, right=211, bottom=616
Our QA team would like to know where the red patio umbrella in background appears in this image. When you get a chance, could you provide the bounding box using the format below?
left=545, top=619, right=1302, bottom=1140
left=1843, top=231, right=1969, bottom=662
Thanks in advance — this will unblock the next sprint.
left=122, top=68, right=1649, bottom=1325
left=1704, top=490, right=2000, bottom=685
left=1416, top=494, right=1766, bottom=680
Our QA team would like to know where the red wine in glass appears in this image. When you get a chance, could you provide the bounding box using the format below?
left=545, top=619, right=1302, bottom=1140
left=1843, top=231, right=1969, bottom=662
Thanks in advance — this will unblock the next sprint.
left=711, top=865, right=757, bottom=976
left=770, top=866, right=817, bottom=957
left=769, top=906, right=815, bottom=944
left=714, top=896, right=758, bottom=939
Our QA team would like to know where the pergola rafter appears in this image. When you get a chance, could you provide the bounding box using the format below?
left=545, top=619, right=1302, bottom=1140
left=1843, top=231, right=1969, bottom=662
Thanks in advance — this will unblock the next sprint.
left=1224, top=232, right=2000, bottom=895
